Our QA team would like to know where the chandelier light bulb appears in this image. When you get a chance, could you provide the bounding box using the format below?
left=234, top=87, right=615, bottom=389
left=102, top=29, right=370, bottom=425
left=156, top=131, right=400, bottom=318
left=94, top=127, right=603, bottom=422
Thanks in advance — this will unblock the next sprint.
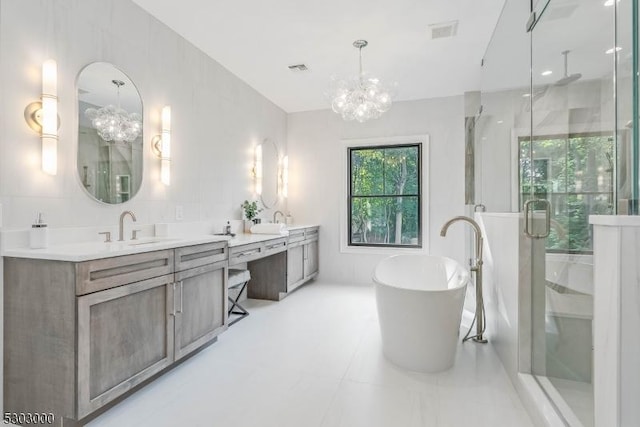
left=328, top=40, right=396, bottom=123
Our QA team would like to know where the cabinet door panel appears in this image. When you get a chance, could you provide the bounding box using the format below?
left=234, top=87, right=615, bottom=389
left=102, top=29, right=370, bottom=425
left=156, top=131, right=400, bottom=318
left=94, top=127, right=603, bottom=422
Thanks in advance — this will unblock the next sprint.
left=305, top=240, right=319, bottom=278
left=174, top=263, right=227, bottom=360
left=77, top=275, right=174, bottom=418
left=287, top=245, right=304, bottom=288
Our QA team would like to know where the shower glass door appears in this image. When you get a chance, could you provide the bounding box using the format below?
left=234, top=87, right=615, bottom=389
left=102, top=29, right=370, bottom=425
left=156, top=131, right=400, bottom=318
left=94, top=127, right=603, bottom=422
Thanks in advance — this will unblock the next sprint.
left=528, top=1, right=617, bottom=425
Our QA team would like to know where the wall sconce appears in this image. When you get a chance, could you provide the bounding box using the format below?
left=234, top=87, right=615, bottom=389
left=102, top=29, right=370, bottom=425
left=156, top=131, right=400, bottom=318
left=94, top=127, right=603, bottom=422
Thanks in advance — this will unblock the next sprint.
left=151, top=105, right=171, bottom=185
left=254, top=143, right=263, bottom=195
left=280, top=155, right=289, bottom=198
left=24, top=59, right=58, bottom=175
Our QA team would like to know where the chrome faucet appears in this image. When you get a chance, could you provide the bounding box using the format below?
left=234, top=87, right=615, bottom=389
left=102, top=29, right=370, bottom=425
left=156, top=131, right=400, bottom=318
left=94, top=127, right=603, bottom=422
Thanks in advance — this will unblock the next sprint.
left=118, top=210, right=137, bottom=241
left=440, top=216, right=487, bottom=343
left=273, top=210, right=285, bottom=224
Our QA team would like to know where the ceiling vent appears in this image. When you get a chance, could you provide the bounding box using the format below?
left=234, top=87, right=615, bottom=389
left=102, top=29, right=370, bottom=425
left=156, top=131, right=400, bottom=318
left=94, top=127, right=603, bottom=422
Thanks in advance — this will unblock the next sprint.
left=288, top=64, right=309, bottom=72
left=429, top=20, right=458, bottom=40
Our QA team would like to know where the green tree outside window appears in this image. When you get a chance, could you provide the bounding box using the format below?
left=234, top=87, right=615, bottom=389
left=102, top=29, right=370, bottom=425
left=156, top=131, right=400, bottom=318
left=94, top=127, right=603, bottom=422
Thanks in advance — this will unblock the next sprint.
left=349, top=144, right=421, bottom=247
left=519, top=134, right=613, bottom=253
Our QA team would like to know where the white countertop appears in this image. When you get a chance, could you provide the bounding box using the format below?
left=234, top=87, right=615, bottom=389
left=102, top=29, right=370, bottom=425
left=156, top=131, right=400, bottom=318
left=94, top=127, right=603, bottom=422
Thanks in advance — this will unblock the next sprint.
left=2, top=226, right=320, bottom=262
left=2, top=235, right=231, bottom=262
left=283, top=224, right=317, bottom=231
left=227, top=233, right=287, bottom=247
left=227, top=224, right=317, bottom=246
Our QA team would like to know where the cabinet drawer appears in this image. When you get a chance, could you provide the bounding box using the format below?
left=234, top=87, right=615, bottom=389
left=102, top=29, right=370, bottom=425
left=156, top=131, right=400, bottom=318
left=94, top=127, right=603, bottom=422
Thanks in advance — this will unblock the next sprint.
left=175, top=242, right=227, bottom=272
left=264, top=237, right=288, bottom=256
left=229, top=242, right=264, bottom=266
left=76, top=250, right=174, bottom=295
left=304, top=227, right=319, bottom=242
left=288, top=229, right=306, bottom=244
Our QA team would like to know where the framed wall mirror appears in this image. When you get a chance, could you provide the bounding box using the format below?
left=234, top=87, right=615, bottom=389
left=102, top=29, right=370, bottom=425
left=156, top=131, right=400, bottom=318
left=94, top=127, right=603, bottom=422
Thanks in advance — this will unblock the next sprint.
left=260, top=138, right=280, bottom=209
left=77, top=62, right=143, bottom=204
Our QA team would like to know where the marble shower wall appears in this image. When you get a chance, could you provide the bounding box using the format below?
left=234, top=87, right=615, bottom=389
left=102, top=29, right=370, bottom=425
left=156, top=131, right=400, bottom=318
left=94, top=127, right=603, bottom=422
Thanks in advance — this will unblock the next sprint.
left=591, top=216, right=640, bottom=427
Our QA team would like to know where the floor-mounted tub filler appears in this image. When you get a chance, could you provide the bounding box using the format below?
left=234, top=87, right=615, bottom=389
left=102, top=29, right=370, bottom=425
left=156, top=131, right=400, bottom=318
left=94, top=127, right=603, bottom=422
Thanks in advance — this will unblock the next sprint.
left=373, top=255, right=470, bottom=373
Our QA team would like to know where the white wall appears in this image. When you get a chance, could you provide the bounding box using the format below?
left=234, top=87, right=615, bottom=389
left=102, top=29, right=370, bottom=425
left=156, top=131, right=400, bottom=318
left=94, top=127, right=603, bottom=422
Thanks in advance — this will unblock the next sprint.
left=0, top=0, right=288, bottom=416
left=0, top=0, right=288, bottom=231
left=287, top=97, right=467, bottom=284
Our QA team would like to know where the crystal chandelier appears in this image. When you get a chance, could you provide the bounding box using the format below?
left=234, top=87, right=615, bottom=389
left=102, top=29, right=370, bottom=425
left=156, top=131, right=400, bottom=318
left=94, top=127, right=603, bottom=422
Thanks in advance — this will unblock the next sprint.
left=328, top=40, right=395, bottom=123
left=85, top=79, right=142, bottom=143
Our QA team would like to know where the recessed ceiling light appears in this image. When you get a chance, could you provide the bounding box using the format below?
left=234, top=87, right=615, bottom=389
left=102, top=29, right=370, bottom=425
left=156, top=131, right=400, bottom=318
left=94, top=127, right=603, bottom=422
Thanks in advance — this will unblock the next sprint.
left=541, top=70, right=553, bottom=76
left=522, top=93, right=531, bottom=98
left=604, top=0, right=620, bottom=6
left=497, top=120, right=504, bottom=124
left=606, top=46, right=622, bottom=54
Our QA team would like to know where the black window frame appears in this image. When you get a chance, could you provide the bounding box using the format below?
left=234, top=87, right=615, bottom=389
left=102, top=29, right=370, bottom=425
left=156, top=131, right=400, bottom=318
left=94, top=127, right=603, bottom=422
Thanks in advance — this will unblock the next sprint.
left=347, top=143, right=423, bottom=248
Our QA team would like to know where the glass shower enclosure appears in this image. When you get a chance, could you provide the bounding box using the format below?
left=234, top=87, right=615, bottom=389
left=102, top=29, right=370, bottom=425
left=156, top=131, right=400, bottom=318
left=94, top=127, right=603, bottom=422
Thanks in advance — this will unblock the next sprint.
left=475, top=0, right=638, bottom=425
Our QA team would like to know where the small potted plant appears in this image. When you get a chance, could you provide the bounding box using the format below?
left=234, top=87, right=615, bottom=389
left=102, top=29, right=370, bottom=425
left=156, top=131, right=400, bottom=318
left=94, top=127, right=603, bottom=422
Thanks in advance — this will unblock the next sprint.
left=241, top=200, right=263, bottom=232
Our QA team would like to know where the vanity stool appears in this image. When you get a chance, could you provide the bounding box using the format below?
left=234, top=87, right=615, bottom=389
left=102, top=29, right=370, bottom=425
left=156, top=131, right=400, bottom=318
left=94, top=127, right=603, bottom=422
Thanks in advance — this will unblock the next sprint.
left=227, top=268, right=251, bottom=325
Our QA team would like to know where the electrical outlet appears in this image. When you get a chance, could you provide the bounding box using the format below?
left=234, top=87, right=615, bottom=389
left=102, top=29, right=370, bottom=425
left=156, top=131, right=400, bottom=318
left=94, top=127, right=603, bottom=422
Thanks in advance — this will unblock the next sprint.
left=175, top=205, right=184, bottom=221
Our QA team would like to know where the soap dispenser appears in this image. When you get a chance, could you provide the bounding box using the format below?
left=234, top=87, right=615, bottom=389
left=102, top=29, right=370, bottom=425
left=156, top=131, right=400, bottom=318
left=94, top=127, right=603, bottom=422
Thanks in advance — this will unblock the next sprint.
left=30, top=213, right=49, bottom=249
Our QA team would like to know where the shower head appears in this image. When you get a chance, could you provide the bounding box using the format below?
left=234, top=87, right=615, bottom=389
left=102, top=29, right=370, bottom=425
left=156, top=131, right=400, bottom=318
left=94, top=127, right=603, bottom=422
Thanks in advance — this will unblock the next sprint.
left=555, top=50, right=582, bottom=86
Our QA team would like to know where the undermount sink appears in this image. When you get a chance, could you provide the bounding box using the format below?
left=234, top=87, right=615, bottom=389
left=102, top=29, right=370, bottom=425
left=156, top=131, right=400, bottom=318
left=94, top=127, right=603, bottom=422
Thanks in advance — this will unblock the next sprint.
left=127, top=238, right=178, bottom=246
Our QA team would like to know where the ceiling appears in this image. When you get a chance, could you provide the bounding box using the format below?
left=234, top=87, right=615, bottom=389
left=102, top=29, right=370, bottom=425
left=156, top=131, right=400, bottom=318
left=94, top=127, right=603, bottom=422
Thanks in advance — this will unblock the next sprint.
left=482, top=0, right=627, bottom=94
left=131, top=0, right=506, bottom=113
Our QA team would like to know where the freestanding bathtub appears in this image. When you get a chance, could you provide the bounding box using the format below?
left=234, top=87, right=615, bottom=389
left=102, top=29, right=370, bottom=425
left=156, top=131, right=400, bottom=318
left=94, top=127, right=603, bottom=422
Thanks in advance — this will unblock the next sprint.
left=373, top=255, right=470, bottom=373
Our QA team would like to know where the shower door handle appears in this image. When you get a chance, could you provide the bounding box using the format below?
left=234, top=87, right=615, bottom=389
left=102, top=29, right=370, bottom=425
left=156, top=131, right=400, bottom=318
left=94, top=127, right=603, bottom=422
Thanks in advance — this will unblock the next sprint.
left=524, top=199, right=551, bottom=239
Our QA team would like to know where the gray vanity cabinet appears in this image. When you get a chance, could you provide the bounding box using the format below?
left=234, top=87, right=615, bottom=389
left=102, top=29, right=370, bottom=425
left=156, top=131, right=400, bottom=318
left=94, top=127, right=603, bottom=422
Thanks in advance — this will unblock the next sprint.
left=4, top=242, right=229, bottom=424
left=77, top=274, right=176, bottom=418
left=303, top=228, right=319, bottom=280
left=286, top=227, right=319, bottom=293
left=286, top=242, right=305, bottom=288
left=173, top=242, right=228, bottom=361
left=287, top=229, right=305, bottom=292
left=174, top=262, right=227, bottom=361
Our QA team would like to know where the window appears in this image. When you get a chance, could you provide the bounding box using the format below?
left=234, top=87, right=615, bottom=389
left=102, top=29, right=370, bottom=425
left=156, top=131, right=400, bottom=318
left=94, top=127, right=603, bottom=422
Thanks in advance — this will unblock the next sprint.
left=519, top=133, right=614, bottom=253
left=348, top=144, right=422, bottom=248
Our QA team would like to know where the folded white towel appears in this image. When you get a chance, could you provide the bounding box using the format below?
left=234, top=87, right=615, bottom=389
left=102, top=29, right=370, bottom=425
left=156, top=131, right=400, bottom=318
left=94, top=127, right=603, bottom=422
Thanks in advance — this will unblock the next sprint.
left=250, top=223, right=289, bottom=235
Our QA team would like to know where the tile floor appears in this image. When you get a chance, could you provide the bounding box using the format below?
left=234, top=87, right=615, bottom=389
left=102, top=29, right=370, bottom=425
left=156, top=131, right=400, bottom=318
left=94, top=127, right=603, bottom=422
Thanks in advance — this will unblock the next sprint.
left=87, top=282, right=533, bottom=427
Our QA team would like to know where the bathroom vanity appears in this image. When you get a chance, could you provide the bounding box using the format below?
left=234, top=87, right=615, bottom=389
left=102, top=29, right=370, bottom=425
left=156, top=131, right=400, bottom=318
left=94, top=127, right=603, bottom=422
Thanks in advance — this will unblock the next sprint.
left=3, top=226, right=319, bottom=425
left=229, top=226, right=319, bottom=301
left=285, top=226, right=319, bottom=294
left=4, top=239, right=228, bottom=424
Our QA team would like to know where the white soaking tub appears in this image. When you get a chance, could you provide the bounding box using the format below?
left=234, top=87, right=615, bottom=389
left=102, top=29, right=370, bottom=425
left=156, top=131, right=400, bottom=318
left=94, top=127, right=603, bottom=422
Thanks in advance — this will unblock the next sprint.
left=373, top=255, right=470, bottom=373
